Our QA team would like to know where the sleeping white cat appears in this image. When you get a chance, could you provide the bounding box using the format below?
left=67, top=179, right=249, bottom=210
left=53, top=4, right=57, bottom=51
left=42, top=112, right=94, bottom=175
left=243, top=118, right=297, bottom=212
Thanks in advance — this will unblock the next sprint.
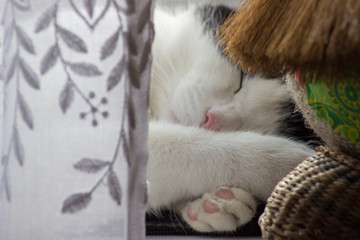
left=146, top=5, right=316, bottom=232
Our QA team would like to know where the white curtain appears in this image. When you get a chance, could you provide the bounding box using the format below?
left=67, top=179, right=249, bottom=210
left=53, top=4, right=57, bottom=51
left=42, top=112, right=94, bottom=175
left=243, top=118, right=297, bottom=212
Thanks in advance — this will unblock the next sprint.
left=0, top=0, right=153, bottom=239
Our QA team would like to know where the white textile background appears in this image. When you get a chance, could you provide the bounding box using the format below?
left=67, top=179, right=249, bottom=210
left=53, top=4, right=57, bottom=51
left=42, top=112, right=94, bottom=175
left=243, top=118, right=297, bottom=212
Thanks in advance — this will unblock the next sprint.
left=0, top=0, right=153, bottom=239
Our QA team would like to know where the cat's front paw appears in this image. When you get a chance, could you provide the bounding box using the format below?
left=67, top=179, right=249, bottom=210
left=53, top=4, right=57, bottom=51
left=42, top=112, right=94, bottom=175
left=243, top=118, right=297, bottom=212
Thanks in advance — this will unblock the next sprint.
left=181, top=187, right=257, bottom=232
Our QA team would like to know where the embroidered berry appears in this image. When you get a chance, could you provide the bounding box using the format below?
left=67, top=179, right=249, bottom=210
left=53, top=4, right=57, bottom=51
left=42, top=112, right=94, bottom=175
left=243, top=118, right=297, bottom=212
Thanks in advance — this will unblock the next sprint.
left=102, top=111, right=109, bottom=118
left=79, top=112, right=86, bottom=119
left=101, top=97, right=108, bottom=104
left=89, top=92, right=96, bottom=99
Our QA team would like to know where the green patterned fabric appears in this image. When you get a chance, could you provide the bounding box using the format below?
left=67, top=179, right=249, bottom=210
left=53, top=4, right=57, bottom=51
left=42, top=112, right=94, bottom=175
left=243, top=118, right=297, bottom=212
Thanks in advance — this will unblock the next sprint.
left=305, top=76, right=360, bottom=146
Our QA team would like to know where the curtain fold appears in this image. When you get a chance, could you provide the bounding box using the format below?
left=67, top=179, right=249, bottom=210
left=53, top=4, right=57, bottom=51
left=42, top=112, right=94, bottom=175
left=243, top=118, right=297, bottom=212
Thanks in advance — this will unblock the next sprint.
left=0, top=0, right=153, bottom=239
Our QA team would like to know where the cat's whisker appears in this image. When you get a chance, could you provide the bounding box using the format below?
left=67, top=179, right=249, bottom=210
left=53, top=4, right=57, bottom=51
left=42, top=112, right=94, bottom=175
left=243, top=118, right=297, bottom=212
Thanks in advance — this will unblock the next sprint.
left=152, top=61, right=172, bottom=83
left=170, top=208, right=188, bottom=234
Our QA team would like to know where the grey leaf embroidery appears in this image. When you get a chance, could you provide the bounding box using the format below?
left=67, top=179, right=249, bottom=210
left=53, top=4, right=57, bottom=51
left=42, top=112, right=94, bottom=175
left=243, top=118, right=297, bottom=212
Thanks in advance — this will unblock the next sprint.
left=138, top=40, right=151, bottom=73
left=128, top=59, right=140, bottom=89
left=34, top=4, right=56, bottom=33
left=57, top=26, right=88, bottom=53
left=19, top=58, right=40, bottom=90
left=128, top=99, right=136, bottom=129
left=13, top=128, right=25, bottom=166
left=66, top=62, right=102, bottom=77
left=3, top=22, right=15, bottom=53
left=3, top=166, right=11, bottom=201
left=83, top=0, right=96, bottom=18
left=108, top=171, right=121, bottom=205
left=69, top=0, right=110, bottom=30
left=40, top=45, right=59, bottom=75
left=12, top=0, right=31, bottom=11
left=59, top=81, right=75, bottom=114
left=16, top=26, right=35, bottom=55
left=107, top=57, right=125, bottom=91
left=100, top=29, right=120, bottom=60
left=1, top=159, right=11, bottom=202
left=137, top=1, right=151, bottom=34
left=121, top=130, right=130, bottom=166
left=5, top=55, right=18, bottom=84
left=115, top=0, right=134, bottom=14
left=125, top=32, right=138, bottom=55
left=73, top=158, right=111, bottom=173
left=62, top=192, right=92, bottom=214
left=18, top=93, right=34, bottom=129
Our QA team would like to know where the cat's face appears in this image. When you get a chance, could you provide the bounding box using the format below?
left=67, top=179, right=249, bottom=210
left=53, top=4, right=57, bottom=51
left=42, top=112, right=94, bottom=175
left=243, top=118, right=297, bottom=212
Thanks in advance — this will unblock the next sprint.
left=151, top=6, right=291, bottom=134
left=169, top=64, right=240, bottom=131
left=169, top=68, right=291, bottom=134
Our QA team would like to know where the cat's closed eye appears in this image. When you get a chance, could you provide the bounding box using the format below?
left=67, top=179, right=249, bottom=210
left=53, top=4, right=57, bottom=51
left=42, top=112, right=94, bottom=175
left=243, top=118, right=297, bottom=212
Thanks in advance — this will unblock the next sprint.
left=234, top=70, right=244, bottom=94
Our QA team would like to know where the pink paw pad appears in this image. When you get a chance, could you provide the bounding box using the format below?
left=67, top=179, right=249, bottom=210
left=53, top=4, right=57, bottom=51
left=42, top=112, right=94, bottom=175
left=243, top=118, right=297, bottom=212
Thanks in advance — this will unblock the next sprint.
left=216, top=189, right=235, bottom=200
left=187, top=205, right=198, bottom=220
left=203, top=200, right=219, bottom=213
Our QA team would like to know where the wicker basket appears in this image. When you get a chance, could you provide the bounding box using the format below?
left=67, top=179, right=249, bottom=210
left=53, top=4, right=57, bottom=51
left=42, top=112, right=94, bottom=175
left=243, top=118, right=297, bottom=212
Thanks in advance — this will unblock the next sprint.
left=259, top=146, right=360, bottom=240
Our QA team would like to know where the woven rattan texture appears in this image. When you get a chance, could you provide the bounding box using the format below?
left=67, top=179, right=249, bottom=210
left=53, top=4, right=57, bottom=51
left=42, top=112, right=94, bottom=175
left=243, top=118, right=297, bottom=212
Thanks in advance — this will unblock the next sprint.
left=259, top=146, right=360, bottom=240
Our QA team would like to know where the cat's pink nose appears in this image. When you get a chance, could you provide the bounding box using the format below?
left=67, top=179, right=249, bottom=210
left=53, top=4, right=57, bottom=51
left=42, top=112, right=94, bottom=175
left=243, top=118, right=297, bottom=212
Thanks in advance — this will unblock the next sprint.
left=201, top=110, right=220, bottom=131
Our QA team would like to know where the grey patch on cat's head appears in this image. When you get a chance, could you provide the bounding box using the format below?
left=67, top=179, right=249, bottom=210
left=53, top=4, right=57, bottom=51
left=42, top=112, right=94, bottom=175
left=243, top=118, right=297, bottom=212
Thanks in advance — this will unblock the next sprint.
left=196, top=5, right=233, bottom=36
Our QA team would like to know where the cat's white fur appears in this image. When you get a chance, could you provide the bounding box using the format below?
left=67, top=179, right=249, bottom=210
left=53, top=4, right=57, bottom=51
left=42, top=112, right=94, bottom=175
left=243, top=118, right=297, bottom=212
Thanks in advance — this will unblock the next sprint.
left=148, top=122, right=313, bottom=208
left=146, top=6, right=314, bottom=230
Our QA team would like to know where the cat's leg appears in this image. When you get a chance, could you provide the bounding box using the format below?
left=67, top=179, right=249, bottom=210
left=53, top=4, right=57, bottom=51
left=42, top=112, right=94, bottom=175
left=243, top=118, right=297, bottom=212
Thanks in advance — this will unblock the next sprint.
left=147, top=121, right=314, bottom=212
left=181, top=186, right=257, bottom=232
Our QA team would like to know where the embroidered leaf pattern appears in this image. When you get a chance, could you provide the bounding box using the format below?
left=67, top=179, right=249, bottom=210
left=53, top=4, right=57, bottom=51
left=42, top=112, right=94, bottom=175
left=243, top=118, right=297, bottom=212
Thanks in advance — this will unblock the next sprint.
left=115, top=0, right=134, bottom=14
left=59, top=81, right=75, bottom=114
left=121, top=131, right=130, bottom=166
left=139, top=40, right=151, bottom=73
left=12, top=0, right=31, bottom=11
left=128, top=59, right=140, bottom=89
left=107, top=57, right=125, bottom=91
left=0, top=0, right=36, bottom=203
left=16, top=26, right=35, bottom=55
left=128, top=99, right=136, bottom=129
left=108, top=171, right=121, bottom=205
left=125, top=32, right=138, bottom=55
left=62, top=193, right=92, bottom=213
left=74, top=158, right=110, bottom=173
left=100, top=29, right=120, bottom=60
left=34, top=4, right=56, bottom=33
left=137, top=1, right=151, bottom=33
left=40, top=45, right=59, bottom=75
left=13, top=128, right=25, bottom=166
left=3, top=22, right=14, bottom=52
left=3, top=166, right=11, bottom=201
left=55, top=0, right=153, bottom=213
left=5, top=55, right=18, bottom=84
left=83, top=0, right=96, bottom=18
left=57, top=26, right=88, bottom=53
left=18, top=93, right=34, bottom=129
left=67, top=62, right=102, bottom=77
left=19, top=58, right=40, bottom=90
left=69, top=0, right=111, bottom=30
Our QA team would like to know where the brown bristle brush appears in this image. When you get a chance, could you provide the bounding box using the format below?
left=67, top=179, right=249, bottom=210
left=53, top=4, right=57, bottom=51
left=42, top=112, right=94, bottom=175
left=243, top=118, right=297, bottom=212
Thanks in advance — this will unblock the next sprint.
left=219, top=0, right=360, bottom=81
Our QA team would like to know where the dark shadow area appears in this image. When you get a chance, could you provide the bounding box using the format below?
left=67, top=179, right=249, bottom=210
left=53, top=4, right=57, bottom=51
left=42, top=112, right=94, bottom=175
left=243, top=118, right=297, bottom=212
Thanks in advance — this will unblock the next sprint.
left=146, top=203, right=265, bottom=237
